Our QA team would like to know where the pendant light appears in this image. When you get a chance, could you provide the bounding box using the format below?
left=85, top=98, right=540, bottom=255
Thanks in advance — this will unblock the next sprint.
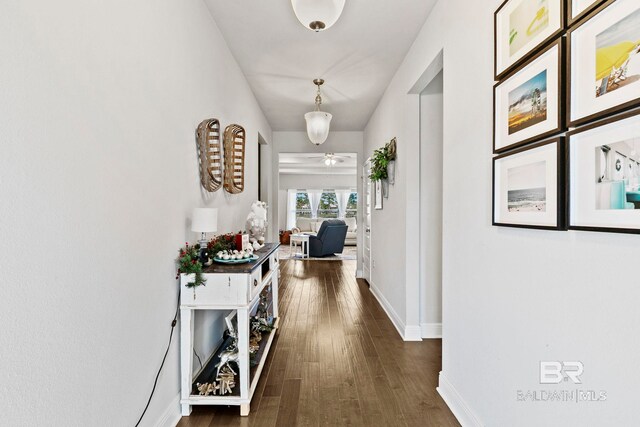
left=291, top=0, right=346, bottom=32
left=305, top=79, right=332, bottom=146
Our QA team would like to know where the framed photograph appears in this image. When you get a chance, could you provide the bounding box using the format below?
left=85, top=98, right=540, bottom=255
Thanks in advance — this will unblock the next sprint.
left=495, top=0, right=564, bottom=80
left=568, top=109, right=640, bottom=233
left=568, top=0, right=640, bottom=127
left=494, top=39, right=564, bottom=153
left=567, top=0, right=607, bottom=26
left=374, top=180, right=383, bottom=210
left=493, top=137, right=566, bottom=229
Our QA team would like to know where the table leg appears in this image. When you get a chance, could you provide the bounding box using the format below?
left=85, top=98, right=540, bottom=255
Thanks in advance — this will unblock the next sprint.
left=180, top=308, right=193, bottom=416
left=238, top=307, right=249, bottom=415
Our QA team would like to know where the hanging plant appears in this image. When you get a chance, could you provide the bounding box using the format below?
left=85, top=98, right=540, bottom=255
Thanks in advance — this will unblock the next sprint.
left=176, top=242, right=206, bottom=288
left=369, top=138, right=397, bottom=181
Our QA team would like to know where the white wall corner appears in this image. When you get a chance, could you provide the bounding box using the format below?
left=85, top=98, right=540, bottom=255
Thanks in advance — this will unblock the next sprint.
left=437, top=372, right=483, bottom=427
left=369, top=283, right=422, bottom=342
left=356, top=269, right=364, bottom=279
left=155, top=393, right=181, bottom=427
left=421, top=322, right=442, bottom=339
left=368, top=283, right=406, bottom=340
left=403, top=325, right=423, bottom=341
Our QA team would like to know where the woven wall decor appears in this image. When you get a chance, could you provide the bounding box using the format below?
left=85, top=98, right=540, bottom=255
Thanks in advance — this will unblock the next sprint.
left=195, top=119, right=223, bottom=192
left=223, top=124, right=246, bottom=194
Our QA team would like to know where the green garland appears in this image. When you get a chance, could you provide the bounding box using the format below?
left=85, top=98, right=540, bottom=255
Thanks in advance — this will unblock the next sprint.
left=176, top=242, right=206, bottom=288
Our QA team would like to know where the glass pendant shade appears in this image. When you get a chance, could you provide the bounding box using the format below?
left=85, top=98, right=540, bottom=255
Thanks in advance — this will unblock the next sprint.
left=305, top=111, right=332, bottom=145
left=291, top=0, right=346, bottom=32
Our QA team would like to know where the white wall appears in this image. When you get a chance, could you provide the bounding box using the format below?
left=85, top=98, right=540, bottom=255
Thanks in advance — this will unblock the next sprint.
left=279, top=173, right=357, bottom=190
left=364, top=0, right=640, bottom=425
left=419, top=71, right=443, bottom=334
left=0, top=1, right=271, bottom=426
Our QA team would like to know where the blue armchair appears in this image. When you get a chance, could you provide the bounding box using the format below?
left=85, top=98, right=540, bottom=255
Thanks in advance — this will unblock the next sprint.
left=309, top=220, right=348, bottom=257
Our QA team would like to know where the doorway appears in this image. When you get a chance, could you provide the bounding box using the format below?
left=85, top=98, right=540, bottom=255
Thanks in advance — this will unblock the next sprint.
left=419, top=69, right=443, bottom=338
left=363, top=159, right=372, bottom=283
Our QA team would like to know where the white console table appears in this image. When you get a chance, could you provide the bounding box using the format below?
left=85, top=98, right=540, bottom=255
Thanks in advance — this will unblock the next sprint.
left=179, top=243, right=280, bottom=416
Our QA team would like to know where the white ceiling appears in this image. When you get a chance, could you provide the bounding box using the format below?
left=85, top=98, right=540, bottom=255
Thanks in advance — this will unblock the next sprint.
left=279, top=152, right=357, bottom=175
left=204, top=0, right=437, bottom=131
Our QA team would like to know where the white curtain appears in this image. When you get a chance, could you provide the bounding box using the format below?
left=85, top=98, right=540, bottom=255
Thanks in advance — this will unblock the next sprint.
left=307, top=189, right=322, bottom=219
left=335, top=189, right=351, bottom=219
left=286, top=189, right=297, bottom=230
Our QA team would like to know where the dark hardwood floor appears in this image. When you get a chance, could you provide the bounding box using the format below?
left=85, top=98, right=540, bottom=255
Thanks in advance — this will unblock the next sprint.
left=176, top=259, right=459, bottom=427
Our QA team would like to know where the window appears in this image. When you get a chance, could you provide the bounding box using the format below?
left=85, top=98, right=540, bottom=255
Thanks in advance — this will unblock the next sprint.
left=318, top=192, right=338, bottom=218
left=346, top=192, right=358, bottom=218
left=294, top=190, right=357, bottom=219
left=296, top=192, right=311, bottom=218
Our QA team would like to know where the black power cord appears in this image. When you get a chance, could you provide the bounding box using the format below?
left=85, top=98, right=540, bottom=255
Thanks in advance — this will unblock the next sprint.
left=193, top=348, right=203, bottom=371
left=134, top=288, right=180, bottom=427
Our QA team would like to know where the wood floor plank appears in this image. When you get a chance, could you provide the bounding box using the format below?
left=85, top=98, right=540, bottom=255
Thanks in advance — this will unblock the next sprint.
left=176, top=259, right=459, bottom=427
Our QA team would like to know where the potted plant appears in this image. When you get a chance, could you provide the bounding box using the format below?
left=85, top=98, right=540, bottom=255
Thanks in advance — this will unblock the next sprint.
left=369, top=137, right=397, bottom=197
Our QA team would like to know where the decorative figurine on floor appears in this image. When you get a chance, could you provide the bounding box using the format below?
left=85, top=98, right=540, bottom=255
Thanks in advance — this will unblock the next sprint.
left=215, top=346, right=239, bottom=378
left=246, top=201, right=268, bottom=249
left=217, top=367, right=236, bottom=395
left=196, top=382, right=219, bottom=396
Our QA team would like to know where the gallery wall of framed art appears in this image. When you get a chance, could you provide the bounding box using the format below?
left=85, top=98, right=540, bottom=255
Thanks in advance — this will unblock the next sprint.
left=492, top=0, right=640, bottom=234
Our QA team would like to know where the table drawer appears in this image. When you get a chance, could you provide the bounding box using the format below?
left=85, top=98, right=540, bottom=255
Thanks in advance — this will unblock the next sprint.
left=180, top=273, right=248, bottom=306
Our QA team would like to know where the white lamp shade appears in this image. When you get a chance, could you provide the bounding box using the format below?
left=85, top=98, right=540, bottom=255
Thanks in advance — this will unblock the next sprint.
left=191, top=208, right=218, bottom=233
left=291, top=0, right=345, bottom=31
left=305, top=111, right=332, bottom=145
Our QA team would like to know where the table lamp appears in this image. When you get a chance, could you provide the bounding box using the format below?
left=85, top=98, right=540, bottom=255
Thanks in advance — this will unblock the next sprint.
left=191, top=208, right=218, bottom=248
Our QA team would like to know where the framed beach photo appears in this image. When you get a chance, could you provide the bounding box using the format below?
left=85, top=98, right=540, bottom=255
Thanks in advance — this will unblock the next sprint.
left=568, top=0, right=640, bottom=127
left=494, top=39, right=564, bottom=153
left=567, top=0, right=607, bottom=26
left=495, top=0, right=564, bottom=80
left=493, top=137, right=566, bottom=230
left=568, top=109, right=640, bottom=234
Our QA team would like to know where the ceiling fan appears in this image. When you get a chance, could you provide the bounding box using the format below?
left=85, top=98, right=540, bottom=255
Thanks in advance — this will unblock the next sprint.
left=321, top=153, right=348, bottom=166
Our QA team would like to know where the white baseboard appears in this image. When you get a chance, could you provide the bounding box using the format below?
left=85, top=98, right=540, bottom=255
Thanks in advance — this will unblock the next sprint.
left=356, top=269, right=363, bottom=278
left=437, top=372, right=483, bottom=427
left=155, top=393, right=181, bottom=427
left=368, top=283, right=421, bottom=341
left=421, top=322, right=442, bottom=338
left=403, top=325, right=422, bottom=341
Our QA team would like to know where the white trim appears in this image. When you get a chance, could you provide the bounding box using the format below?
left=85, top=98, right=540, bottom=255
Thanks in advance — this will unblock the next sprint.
left=355, top=269, right=363, bottom=278
left=404, top=325, right=422, bottom=341
left=437, top=372, right=483, bottom=427
left=421, top=322, right=442, bottom=338
left=369, top=282, right=421, bottom=342
left=155, top=393, right=181, bottom=427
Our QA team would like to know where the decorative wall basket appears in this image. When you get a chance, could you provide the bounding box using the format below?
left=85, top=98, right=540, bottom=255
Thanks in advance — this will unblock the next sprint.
left=196, top=119, right=223, bottom=192
left=223, top=124, right=246, bottom=194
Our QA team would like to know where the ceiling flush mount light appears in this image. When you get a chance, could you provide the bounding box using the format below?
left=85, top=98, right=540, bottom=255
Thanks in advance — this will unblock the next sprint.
left=291, top=0, right=345, bottom=32
left=305, top=79, right=332, bottom=146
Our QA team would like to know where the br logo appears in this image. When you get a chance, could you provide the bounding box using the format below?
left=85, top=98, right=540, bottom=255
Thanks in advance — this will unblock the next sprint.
left=539, top=361, right=584, bottom=384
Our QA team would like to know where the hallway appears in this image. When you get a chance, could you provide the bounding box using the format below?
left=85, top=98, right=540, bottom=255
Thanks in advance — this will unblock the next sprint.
left=177, top=260, right=459, bottom=427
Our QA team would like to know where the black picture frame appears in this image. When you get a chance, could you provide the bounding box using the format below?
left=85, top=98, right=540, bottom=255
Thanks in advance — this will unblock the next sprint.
left=567, top=108, right=640, bottom=234
left=567, top=0, right=640, bottom=128
left=566, top=0, right=607, bottom=27
left=493, top=38, right=566, bottom=154
left=493, top=137, right=567, bottom=230
left=494, top=0, right=566, bottom=81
